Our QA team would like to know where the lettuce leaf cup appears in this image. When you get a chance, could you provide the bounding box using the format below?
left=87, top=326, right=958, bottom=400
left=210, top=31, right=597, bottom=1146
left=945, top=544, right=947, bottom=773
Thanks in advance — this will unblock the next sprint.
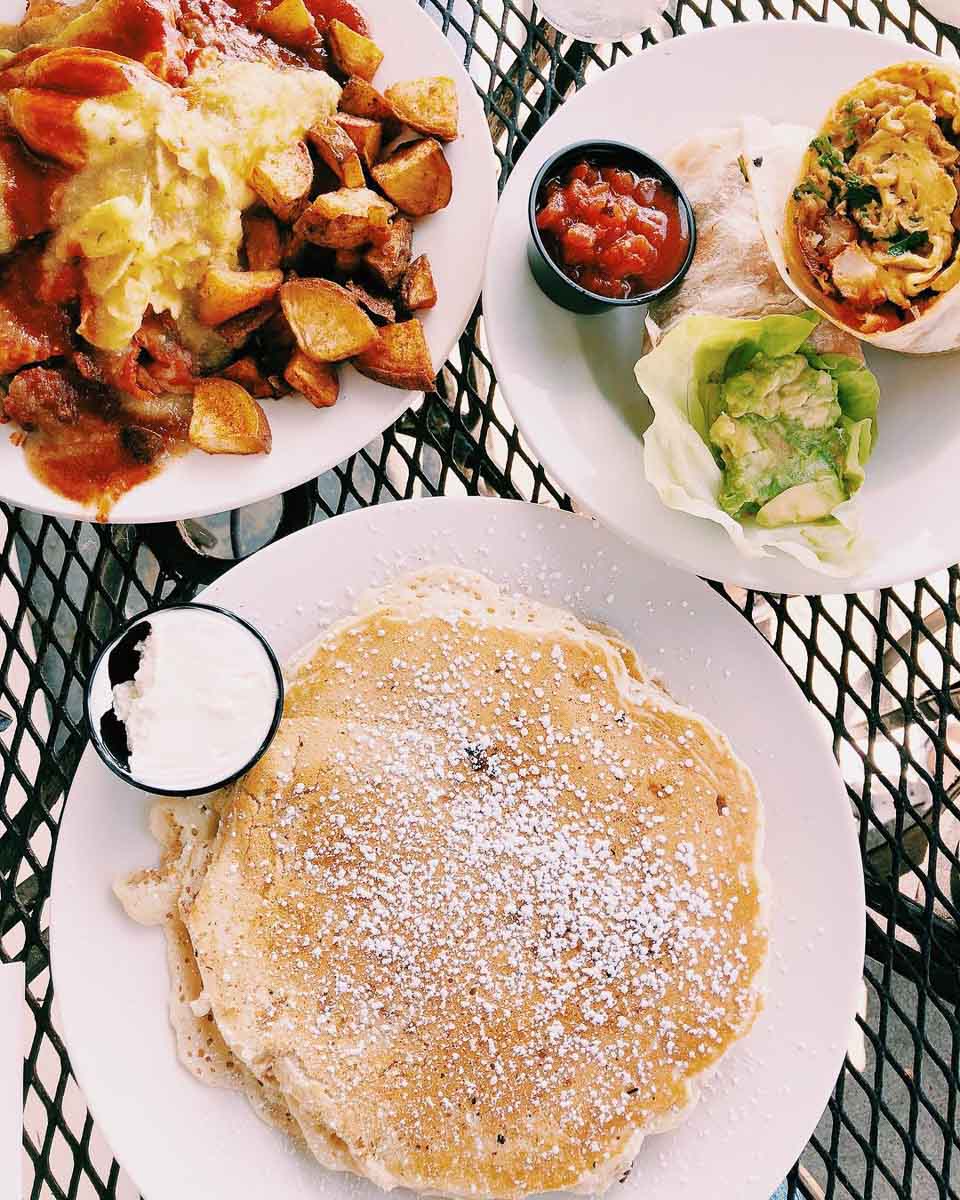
left=634, top=311, right=880, bottom=574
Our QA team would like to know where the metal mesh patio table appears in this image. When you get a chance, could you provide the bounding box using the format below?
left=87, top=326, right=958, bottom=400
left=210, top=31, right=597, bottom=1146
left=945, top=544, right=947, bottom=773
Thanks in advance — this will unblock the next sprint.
left=2, top=2, right=959, bottom=1197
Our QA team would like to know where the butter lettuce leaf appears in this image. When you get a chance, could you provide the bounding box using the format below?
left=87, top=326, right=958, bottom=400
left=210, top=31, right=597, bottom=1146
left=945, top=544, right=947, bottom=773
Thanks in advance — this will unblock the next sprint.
left=635, top=312, right=880, bottom=575
left=799, top=349, right=880, bottom=451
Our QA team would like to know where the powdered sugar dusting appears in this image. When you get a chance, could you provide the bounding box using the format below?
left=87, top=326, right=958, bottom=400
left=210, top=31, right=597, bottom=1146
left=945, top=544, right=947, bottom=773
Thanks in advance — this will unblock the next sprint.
left=178, top=570, right=767, bottom=1197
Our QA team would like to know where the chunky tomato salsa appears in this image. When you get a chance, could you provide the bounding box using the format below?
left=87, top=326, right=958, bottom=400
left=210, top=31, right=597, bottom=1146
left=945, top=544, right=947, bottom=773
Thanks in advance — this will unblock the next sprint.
left=535, top=160, right=690, bottom=300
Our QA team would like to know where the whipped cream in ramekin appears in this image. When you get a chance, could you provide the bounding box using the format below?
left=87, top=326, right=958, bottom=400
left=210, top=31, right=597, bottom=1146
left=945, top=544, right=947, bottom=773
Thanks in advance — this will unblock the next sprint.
left=90, top=606, right=281, bottom=794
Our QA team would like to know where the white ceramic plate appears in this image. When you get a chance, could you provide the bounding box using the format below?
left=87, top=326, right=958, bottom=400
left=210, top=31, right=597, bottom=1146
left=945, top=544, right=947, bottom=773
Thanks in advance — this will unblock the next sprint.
left=0, top=0, right=497, bottom=524
left=483, top=23, right=960, bottom=595
left=51, top=497, right=864, bottom=1200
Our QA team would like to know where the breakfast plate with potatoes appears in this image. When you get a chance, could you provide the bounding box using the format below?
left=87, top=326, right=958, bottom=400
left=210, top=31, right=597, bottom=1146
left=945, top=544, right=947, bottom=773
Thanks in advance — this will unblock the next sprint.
left=0, top=0, right=497, bottom=522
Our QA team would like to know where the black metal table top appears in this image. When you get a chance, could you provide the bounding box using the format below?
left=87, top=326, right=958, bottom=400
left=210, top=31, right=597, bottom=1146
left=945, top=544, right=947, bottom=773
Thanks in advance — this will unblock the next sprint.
left=2, top=2, right=959, bottom=1198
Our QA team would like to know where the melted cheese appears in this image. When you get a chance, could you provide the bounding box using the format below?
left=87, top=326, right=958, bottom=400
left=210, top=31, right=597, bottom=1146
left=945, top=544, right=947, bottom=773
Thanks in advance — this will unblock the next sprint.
left=48, top=56, right=339, bottom=351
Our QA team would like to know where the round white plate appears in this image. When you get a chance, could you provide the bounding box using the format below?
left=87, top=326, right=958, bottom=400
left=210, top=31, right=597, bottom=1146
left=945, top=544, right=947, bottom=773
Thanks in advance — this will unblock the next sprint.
left=0, top=0, right=497, bottom=524
left=483, top=23, right=960, bottom=595
left=52, top=497, right=865, bottom=1200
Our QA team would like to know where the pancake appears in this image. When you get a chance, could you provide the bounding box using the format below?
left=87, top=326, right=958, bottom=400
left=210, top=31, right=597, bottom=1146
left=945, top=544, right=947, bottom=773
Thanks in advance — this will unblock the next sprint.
left=117, top=567, right=768, bottom=1197
left=113, top=797, right=311, bottom=1149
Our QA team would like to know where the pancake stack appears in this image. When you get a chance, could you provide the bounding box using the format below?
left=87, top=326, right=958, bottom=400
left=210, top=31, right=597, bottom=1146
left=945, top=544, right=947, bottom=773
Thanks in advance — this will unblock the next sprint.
left=116, top=568, right=768, bottom=1197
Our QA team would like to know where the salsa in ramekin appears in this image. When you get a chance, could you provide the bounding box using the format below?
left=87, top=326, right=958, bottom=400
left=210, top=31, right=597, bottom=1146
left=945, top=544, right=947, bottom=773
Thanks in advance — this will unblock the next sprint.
left=536, top=162, right=690, bottom=299
left=526, top=141, right=696, bottom=314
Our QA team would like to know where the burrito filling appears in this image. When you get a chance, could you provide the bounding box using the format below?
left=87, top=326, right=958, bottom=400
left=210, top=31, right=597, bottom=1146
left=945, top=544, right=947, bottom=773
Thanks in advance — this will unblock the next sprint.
left=790, top=63, right=960, bottom=333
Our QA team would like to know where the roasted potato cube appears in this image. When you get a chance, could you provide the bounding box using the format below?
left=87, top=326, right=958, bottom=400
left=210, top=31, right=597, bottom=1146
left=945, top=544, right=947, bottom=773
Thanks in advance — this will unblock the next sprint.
left=338, top=77, right=396, bottom=121
left=242, top=210, right=283, bottom=271
left=400, top=254, right=437, bottom=312
left=335, top=113, right=382, bottom=169
left=280, top=277, right=377, bottom=361
left=215, top=300, right=280, bottom=349
left=307, top=118, right=365, bottom=188
left=284, top=349, right=340, bottom=407
left=294, top=186, right=395, bottom=248
left=6, top=86, right=88, bottom=168
left=334, top=247, right=363, bottom=273
left=220, top=355, right=275, bottom=398
left=354, top=319, right=434, bottom=391
left=345, top=280, right=396, bottom=324
left=197, top=268, right=283, bottom=327
left=325, top=18, right=383, bottom=81
left=371, top=139, right=451, bottom=217
left=189, top=378, right=272, bottom=455
left=250, top=140, right=313, bottom=222
left=385, top=76, right=458, bottom=141
left=281, top=229, right=308, bottom=267
left=256, top=0, right=318, bottom=48
left=22, top=46, right=133, bottom=94
left=252, top=309, right=297, bottom=374
left=363, top=216, right=413, bottom=290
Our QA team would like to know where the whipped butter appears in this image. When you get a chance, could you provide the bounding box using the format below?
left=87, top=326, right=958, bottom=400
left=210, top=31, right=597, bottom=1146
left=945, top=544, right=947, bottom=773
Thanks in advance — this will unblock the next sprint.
left=108, top=607, right=280, bottom=792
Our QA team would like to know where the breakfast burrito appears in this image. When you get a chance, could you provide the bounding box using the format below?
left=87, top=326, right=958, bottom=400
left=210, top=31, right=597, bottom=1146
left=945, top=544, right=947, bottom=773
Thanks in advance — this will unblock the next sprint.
left=645, top=129, right=864, bottom=357
left=745, top=62, right=960, bottom=353
left=637, top=129, right=880, bottom=574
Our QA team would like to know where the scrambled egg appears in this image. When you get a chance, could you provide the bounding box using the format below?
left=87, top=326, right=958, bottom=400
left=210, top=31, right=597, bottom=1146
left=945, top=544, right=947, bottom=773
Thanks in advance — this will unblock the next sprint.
left=48, top=56, right=340, bottom=351
left=791, top=63, right=960, bottom=320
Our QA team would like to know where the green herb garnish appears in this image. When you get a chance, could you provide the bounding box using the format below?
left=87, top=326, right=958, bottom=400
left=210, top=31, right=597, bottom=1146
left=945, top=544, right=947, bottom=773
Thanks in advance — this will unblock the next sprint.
left=886, top=228, right=928, bottom=256
left=793, top=180, right=826, bottom=201
left=809, top=136, right=880, bottom=210
left=844, top=177, right=882, bottom=211
left=842, top=99, right=860, bottom=148
left=812, top=135, right=845, bottom=172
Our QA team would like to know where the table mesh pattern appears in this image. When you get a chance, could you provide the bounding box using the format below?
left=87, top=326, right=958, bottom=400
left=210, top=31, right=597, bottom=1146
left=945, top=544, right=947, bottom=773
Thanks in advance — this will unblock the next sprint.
left=2, top=2, right=960, bottom=1199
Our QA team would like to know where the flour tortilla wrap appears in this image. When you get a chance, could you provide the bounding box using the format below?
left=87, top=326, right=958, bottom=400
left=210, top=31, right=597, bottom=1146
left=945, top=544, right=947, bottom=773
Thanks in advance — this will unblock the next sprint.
left=743, top=62, right=960, bottom=354
left=645, top=128, right=864, bottom=360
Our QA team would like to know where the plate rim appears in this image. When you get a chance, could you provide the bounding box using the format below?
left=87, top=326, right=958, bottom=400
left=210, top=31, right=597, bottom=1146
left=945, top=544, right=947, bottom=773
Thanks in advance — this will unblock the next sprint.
left=50, top=496, right=866, bottom=1200
left=482, top=21, right=950, bottom=596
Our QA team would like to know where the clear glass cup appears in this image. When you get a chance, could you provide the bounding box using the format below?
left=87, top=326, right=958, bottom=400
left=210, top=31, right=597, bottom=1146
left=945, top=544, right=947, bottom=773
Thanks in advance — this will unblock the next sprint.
left=535, top=0, right=671, bottom=43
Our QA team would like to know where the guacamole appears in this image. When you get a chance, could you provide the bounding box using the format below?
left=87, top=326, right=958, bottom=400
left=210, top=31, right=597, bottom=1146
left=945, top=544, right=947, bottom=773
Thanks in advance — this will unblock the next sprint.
left=709, top=350, right=867, bottom=528
left=634, top=310, right=881, bottom=568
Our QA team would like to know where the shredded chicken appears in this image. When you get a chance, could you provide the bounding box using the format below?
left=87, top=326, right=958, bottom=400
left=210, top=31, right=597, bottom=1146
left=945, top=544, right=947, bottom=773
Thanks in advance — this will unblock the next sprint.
left=71, top=312, right=196, bottom=406
left=830, top=245, right=887, bottom=309
left=133, top=312, right=196, bottom=395
left=817, top=213, right=858, bottom=261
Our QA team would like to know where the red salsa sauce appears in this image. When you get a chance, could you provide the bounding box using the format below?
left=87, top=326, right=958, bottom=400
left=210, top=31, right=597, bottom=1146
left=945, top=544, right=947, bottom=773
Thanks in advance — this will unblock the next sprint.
left=535, top=160, right=690, bottom=300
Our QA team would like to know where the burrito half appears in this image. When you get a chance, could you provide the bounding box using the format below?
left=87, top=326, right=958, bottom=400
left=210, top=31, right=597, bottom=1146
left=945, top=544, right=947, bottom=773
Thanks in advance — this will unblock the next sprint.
left=744, top=61, right=960, bottom=354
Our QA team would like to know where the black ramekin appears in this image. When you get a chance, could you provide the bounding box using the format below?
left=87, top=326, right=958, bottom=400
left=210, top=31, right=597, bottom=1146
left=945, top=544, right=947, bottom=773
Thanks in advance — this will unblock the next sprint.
left=527, top=139, right=697, bottom=315
left=84, top=602, right=285, bottom=797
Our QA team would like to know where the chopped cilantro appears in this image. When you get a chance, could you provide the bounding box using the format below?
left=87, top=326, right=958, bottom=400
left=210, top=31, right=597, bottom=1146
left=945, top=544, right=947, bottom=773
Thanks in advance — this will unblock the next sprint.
left=844, top=177, right=881, bottom=211
left=886, top=228, right=928, bottom=256
left=842, top=99, right=860, bottom=148
left=793, top=180, right=825, bottom=201
left=811, top=135, right=844, bottom=172
left=809, top=135, right=879, bottom=208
